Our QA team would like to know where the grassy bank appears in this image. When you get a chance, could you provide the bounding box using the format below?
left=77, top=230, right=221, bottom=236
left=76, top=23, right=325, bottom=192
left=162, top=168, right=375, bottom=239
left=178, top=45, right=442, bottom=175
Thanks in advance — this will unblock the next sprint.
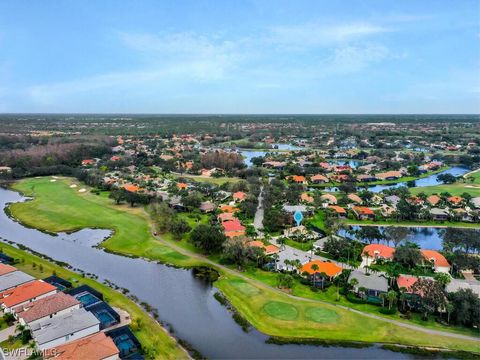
left=0, top=242, right=188, bottom=359
left=7, top=177, right=480, bottom=354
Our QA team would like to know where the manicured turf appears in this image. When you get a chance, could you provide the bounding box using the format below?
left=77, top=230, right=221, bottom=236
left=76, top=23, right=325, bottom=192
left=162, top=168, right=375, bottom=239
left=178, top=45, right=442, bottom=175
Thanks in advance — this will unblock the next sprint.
left=10, top=178, right=197, bottom=267
left=263, top=301, right=299, bottom=321
left=305, top=307, right=340, bottom=323
left=8, top=177, right=480, bottom=354
left=0, top=242, right=187, bottom=359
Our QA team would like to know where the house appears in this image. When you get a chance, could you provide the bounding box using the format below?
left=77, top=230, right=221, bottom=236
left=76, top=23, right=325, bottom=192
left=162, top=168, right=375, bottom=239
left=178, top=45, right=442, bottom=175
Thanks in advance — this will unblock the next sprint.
left=247, top=241, right=280, bottom=255
left=447, top=196, right=463, bottom=207
left=44, top=332, right=119, bottom=360
left=110, top=156, right=121, bottom=162
left=380, top=205, right=396, bottom=217
left=233, top=191, right=246, bottom=202
left=320, top=194, right=337, bottom=205
left=31, top=308, right=100, bottom=350
left=121, top=184, right=140, bottom=193
left=300, top=193, right=314, bottom=203
left=426, top=195, right=441, bottom=206
left=357, top=174, right=377, bottom=182
left=199, top=201, right=216, bottom=213
left=361, top=244, right=395, bottom=267
left=222, top=219, right=246, bottom=238
left=313, top=235, right=341, bottom=251
left=0, top=280, right=57, bottom=312
left=15, top=292, right=81, bottom=327
left=347, top=193, right=362, bottom=204
left=420, top=250, right=451, bottom=273
left=385, top=195, right=401, bottom=207
left=328, top=205, right=347, bottom=218
left=176, top=182, right=188, bottom=190
left=219, top=205, right=239, bottom=213
left=396, top=275, right=419, bottom=293
left=217, top=212, right=235, bottom=222
left=300, top=260, right=342, bottom=287
left=430, top=208, right=449, bottom=221
left=310, top=174, right=328, bottom=184
left=289, top=175, right=307, bottom=184
left=352, top=206, right=375, bottom=220
left=0, top=271, right=35, bottom=292
left=0, top=263, right=18, bottom=277
left=446, top=278, right=480, bottom=297
left=376, top=171, right=402, bottom=181
left=349, top=271, right=388, bottom=300
left=81, top=159, right=95, bottom=166
left=471, top=197, right=480, bottom=209
left=263, top=161, right=286, bottom=169
left=282, top=204, right=312, bottom=215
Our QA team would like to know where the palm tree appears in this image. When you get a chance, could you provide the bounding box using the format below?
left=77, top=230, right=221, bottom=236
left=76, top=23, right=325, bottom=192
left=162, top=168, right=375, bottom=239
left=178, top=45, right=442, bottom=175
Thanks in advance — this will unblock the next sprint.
left=319, top=272, right=328, bottom=290
left=446, top=302, right=454, bottom=324
left=349, top=278, right=359, bottom=293
left=398, top=287, right=407, bottom=311
left=387, top=290, right=397, bottom=310
left=379, top=292, right=387, bottom=308
left=311, top=264, right=319, bottom=286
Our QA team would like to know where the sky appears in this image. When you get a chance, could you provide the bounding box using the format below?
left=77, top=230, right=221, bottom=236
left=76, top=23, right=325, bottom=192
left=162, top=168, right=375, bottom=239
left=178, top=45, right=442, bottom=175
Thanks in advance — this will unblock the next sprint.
left=0, top=0, right=479, bottom=114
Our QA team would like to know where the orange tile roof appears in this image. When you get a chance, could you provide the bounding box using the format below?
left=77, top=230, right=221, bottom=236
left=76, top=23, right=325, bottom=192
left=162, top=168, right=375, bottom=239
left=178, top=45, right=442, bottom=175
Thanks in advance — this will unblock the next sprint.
left=300, top=193, right=314, bottom=203
left=15, top=293, right=80, bottom=323
left=328, top=205, right=346, bottom=214
left=218, top=212, right=235, bottom=222
left=122, top=184, right=140, bottom=193
left=362, top=244, right=395, bottom=259
left=397, top=275, right=418, bottom=291
left=45, top=332, right=119, bottom=360
left=110, top=156, right=121, bottom=161
left=220, top=205, right=239, bottom=213
left=222, top=220, right=245, bottom=232
left=353, top=206, right=375, bottom=215
left=310, top=174, right=328, bottom=182
left=290, top=175, right=306, bottom=183
left=0, top=264, right=17, bottom=277
left=447, top=196, right=463, bottom=204
left=0, top=280, right=56, bottom=308
left=300, top=260, right=342, bottom=277
left=224, top=230, right=245, bottom=239
left=233, top=191, right=247, bottom=201
left=247, top=241, right=280, bottom=255
left=426, top=195, right=441, bottom=205
left=176, top=182, right=188, bottom=189
left=421, top=250, right=450, bottom=268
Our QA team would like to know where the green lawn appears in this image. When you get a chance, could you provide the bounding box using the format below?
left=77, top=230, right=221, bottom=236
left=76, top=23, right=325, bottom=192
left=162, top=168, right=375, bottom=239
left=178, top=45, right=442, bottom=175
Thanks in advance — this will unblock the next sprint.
left=7, top=177, right=480, bottom=354
left=171, top=173, right=242, bottom=185
left=0, top=242, right=188, bottom=359
left=308, top=211, right=326, bottom=231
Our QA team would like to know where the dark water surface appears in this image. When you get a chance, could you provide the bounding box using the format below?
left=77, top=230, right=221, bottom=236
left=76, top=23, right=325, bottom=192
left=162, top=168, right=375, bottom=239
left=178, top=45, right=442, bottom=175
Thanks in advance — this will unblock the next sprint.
left=0, top=187, right=415, bottom=359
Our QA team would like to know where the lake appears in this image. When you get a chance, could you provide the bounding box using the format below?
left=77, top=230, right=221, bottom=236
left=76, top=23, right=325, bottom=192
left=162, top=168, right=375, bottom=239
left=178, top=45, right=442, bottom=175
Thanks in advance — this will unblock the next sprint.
left=0, top=187, right=413, bottom=359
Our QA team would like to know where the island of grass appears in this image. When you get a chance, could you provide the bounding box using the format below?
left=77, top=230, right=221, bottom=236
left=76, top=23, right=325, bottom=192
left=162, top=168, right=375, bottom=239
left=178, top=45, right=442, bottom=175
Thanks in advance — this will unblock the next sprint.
left=0, top=242, right=188, bottom=360
left=7, top=177, right=480, bottom=355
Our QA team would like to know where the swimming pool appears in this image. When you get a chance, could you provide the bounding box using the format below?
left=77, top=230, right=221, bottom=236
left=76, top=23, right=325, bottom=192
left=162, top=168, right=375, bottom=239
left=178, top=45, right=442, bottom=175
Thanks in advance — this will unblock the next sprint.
left=96, top=310, right=117, bottom=327
left=76, top=292, right=101, bottom=307
left=115, top=334, right=137, bottom=355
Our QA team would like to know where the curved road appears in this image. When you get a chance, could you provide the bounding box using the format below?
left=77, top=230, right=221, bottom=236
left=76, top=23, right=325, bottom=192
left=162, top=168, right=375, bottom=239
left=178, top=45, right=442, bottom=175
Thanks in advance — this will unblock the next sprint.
left=149, top=224, right=480, bottom=343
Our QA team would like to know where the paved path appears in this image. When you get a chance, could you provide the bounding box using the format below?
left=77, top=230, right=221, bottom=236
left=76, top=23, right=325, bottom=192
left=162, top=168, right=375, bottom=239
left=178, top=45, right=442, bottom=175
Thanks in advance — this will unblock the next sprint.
left=0, top=326, right=16, bottom=343
left=147, top=222, right=480, bottom=342
left=253, top=184, right=264, bottom=237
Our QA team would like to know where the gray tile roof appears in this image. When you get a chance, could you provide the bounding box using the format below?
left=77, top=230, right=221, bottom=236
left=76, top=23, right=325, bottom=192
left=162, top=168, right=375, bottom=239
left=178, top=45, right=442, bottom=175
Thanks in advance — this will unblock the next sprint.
left=31, top=308, right=100, bottom=345
left=0, top=271, right=35, bottom=292
left=349, top=270, right=389, bottom=292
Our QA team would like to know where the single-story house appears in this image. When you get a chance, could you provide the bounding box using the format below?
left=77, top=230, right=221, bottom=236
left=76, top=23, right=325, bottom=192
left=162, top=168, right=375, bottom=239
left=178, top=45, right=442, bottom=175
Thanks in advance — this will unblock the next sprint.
left=352, top=206, right=375, bottom=220
left=31, top=308, right=100, bottom=350
left=376, top=171, right=402, bottom=181
left=300, top=260, right=343, bottom=287
left=430, top=208, right=449, bottom=221
left=0, top=263, right=18, bottom=277
left=349, top=271, right=388, bottom=300
left=328, top=205, right=347, bottom=218
left=426, top=195, right=441, bottom=206
left=233, top=191, right=246, bottom=202
left=199, top=201, right=216, bottom=213
left=310, top=174, right=328, bottom=184
left=320, top=194, right=337, bottom=205
left=247, top=241, right=280, bottom=256
left=347, top=194, right=363, bottom=204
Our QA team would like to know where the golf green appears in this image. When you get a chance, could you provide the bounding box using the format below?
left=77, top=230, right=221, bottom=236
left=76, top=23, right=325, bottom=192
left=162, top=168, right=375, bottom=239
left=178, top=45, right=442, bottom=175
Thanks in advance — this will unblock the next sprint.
left=305, top=307, right=340, bottom=324
left=263, top=301, right=299, bottom=321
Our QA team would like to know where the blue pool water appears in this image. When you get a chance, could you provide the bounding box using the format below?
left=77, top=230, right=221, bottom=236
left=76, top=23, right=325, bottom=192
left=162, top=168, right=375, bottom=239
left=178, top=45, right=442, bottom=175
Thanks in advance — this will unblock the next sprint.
left=96, top=310, right=117, bottom=326
left=76, top=292, right=101, bottom=307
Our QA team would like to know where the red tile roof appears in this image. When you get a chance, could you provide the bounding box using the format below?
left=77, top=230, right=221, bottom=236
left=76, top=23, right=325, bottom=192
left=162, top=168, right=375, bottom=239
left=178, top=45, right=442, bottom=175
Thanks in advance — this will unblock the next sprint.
left=0, top=264, right=17, bottom=277
left=14, top=292, right=80, bottom=323
left=397, top=275, right=418, bottom=292
left=45, top=332, right=119, bottom=360
left=421, top=250, right=450, bottom=268
left=0, top=280, right=57, bottom=308
left=362, top=244, right=395, bottom=259
left=353, top=206, right=375, bottom=215
left=329, top=205, right=346, bottom=214
left=222, top=220, right=245, bottom=232
left=233, top=191, right=246, bottom=201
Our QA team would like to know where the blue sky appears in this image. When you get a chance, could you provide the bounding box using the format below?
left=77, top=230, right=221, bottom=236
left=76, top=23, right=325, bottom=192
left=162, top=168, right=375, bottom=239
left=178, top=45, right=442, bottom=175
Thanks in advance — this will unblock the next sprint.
left=0, top=0, right=479, bottom=113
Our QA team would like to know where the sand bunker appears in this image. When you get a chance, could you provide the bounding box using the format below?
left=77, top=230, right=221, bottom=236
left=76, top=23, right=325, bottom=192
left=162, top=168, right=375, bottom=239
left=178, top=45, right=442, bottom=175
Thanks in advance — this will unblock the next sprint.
left=78, top=188, right=87, bottom=193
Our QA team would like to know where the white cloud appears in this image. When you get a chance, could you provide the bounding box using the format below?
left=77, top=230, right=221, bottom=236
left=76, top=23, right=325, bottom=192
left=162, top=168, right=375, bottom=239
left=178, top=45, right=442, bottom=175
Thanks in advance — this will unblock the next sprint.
left=325, top=44, right=391, bottom=73
left=267, top=22, right=389, bottom=50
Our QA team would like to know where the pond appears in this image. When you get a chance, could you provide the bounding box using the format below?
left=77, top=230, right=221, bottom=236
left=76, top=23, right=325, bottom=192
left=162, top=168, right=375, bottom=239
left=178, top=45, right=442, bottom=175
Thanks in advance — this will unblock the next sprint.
left=0, top=187, right=413, bottom=359
left=325, top=166, right=470, bottom=193
left=340, top=226, right=446, bottom=250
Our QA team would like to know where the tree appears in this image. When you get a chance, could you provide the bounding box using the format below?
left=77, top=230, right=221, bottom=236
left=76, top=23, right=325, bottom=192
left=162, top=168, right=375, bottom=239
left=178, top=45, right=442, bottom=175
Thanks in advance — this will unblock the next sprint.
left=222, top=237, right=262, bottom=268
left=446, top=302, right=454, bottom=324
left=410, top=278, right=446, bottom=320
left=433, top=272, right=451, bottom=289
left=437, top=173, right=457, bottom=184
left=387, top=290, right=397, bottom=310
left=384, top=227, right=409, bottom=247
left=277, top=273, right=294, bottom=290
left=191, top=224, right=226, bottom=254
left=109, top=188, right=126, bottom=204
left=169, top=219, right=191, bottom=240
left=448, top=289, right=480, bottom=328
left=150, top=202, right=176, bottom=233
left=393, top=242, right=422, bottom=269
left=349, top=278, right=359, bottom=292
left=182, top=192, right=202, bottom=212
left=356, top=227, right=382, bottom=244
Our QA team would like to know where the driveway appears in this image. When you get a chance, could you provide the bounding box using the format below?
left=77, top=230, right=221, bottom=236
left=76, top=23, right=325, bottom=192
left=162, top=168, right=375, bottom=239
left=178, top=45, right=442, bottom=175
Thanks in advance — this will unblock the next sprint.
left=253, top=184, right=264, bottom=237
